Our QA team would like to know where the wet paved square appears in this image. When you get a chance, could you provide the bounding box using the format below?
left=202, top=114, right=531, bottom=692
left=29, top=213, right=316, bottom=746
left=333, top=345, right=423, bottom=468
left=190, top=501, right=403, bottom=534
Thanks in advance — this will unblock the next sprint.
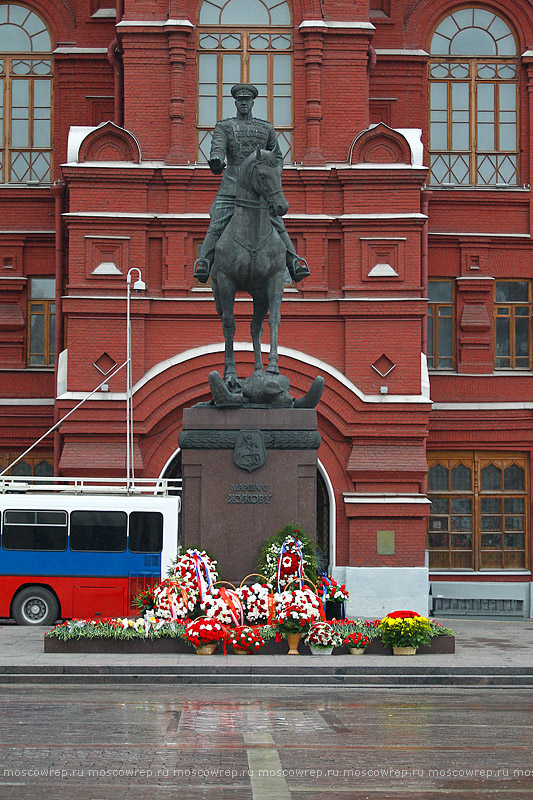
left=1, top=684, right=532, bottom=799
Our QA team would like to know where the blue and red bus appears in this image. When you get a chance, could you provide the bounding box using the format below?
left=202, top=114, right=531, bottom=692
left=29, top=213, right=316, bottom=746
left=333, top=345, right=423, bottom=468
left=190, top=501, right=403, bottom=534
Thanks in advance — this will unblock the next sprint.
left=0, top=479, right=181, bottom=624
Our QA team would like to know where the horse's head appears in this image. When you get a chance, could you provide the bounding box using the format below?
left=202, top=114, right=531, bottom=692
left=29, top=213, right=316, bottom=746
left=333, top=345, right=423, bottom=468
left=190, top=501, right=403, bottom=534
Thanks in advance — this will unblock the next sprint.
left=250, top=146, right=289, bottom=217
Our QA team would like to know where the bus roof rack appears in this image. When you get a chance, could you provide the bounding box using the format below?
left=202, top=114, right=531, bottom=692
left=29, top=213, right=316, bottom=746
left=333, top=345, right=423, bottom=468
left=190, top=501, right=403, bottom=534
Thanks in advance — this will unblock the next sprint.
left=0, top=476, right=182, bottom=496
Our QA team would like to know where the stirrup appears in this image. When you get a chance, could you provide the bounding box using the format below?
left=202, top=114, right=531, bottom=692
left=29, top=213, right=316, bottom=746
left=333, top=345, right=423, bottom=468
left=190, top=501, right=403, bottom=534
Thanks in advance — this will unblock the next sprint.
left=292, top=256, right=310, bottom=282
left=193, top=256, right=210, bottom=284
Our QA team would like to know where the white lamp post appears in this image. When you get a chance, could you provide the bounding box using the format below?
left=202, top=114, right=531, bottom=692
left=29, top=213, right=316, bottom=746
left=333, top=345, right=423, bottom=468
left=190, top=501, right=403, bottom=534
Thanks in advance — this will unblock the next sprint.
left=126, top=267, right=145, bottom=488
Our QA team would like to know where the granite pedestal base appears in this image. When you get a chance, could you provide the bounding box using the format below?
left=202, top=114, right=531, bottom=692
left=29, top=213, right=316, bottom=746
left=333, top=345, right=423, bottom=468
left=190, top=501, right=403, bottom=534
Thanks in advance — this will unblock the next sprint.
left=178, top=407, right=319, bottom=583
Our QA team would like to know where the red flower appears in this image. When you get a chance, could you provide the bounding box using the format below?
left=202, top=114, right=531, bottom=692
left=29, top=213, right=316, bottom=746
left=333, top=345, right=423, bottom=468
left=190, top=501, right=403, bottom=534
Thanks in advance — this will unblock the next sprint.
left=386, top=610, right=420, bottom=619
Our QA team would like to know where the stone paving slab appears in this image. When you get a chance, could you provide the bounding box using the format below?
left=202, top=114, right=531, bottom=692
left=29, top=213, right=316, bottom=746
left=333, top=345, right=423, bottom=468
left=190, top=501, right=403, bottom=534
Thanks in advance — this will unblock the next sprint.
left=0, top=684, right=532, bottom=799
left=0, top=618, right=532, bottom=687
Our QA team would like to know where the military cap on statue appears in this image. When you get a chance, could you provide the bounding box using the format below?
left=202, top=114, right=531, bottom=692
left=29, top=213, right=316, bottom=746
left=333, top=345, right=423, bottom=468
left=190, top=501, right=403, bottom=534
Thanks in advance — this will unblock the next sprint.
left=231, top=83, right=259, bottom=99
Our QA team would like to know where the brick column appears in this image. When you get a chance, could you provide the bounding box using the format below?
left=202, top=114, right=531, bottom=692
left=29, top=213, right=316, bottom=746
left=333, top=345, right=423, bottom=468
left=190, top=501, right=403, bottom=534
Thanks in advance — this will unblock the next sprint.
left=166, top=23, right=193, bottom=164
left=300, top=28, right=325, bottom=164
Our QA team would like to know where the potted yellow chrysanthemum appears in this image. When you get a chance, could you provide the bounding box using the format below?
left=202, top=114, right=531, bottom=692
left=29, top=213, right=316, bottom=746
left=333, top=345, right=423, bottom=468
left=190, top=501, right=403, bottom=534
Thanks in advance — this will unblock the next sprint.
left=378, top=610, right=432, bottom=655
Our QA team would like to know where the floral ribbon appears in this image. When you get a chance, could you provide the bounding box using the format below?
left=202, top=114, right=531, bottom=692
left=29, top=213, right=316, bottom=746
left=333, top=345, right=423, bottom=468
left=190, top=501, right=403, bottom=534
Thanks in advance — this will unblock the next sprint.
left=191, top=550, right=213, bottom=601
left=276, top=539, right=305, bottom=592
left=218, top=586, right=244, bottom=627
left=267, top=592, right=276, bottom=624
left=302, top=584, right=326, bottom=621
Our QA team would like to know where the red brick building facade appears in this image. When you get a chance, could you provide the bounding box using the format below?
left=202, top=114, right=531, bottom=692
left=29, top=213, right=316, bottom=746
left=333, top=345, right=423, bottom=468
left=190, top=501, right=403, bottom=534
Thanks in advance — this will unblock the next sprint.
left=1, top=0, right=532, bottom=616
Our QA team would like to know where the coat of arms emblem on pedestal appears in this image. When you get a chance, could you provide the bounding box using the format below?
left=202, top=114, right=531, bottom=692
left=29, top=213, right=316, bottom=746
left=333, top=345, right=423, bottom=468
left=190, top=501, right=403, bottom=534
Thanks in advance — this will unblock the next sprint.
left=234, top=430, right=266, bottom=472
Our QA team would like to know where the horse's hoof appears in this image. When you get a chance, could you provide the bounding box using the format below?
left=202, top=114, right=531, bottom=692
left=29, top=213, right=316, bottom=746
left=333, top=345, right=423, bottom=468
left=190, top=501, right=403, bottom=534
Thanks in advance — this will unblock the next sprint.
left=266, top=365, right=279, bottom=375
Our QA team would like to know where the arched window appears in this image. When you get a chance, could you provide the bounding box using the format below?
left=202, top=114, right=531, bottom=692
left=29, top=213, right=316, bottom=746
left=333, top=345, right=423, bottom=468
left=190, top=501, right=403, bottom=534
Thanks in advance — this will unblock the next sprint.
left=0, top=3, right=53, bottom=183
left=197, top=0, right=292, bottom=162
left=429, top=8, right=518, bottom=186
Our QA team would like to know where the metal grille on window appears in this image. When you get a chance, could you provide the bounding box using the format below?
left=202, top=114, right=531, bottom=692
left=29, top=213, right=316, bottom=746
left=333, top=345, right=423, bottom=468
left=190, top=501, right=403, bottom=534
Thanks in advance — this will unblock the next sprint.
left=0, top=4, right=53, bottom=183
left=427, top=452, right=528, bottom=571
left=197, top=0, right=292, bottom=162
left=428, top=8, right=518, bottom=186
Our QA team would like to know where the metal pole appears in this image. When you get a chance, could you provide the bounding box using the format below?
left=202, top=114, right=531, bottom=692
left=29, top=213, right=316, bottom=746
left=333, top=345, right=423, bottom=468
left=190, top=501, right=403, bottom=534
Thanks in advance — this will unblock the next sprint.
left=126, top=276, right=131, bottom=488
left=126, top=268, right=144, bottom=490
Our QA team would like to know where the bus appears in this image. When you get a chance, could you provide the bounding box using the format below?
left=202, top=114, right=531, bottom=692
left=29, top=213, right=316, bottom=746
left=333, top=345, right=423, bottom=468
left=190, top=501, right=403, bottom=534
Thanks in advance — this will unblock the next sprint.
left=0, top=477, right=181, bottom=625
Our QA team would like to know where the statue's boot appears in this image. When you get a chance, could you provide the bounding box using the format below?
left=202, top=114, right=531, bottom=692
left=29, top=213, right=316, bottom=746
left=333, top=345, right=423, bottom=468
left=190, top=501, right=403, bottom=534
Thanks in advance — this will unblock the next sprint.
left=193, top=256, right=211, bottom=284
left=208, top=371, right=244, bottom=407
left=289, top=254, right=311, bottom=282
left=293, top=375, right=325, bottom=408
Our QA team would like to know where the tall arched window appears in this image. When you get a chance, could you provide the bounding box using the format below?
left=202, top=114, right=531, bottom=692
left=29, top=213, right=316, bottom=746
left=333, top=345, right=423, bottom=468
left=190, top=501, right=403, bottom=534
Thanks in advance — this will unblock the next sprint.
left=0, top=3, right=53, bottom=183
left=197, top=0, right=292, bottom=162
left=429, top=8, right=518, bottom=186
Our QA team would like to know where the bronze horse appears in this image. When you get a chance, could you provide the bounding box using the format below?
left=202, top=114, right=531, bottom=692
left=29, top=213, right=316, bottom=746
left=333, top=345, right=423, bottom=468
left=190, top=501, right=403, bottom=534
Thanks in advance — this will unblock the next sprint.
left=210, top=146, right=289, bottom=383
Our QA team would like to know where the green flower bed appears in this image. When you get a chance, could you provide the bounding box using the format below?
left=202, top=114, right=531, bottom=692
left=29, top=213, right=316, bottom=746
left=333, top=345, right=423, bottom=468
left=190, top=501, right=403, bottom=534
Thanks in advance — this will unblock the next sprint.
left=46, top=619, right=186, bottom=641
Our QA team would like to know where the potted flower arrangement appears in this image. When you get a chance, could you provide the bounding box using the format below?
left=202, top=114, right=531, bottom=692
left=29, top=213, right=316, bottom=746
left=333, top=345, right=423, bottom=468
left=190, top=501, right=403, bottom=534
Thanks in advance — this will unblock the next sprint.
left=274, top=589, right=322, bottom=654
left=183, top=618, right=226, bottom=655
left=227, top=625, right=265, bottom=654
left=342, top=631, right=371, bottom=655
left=317, top=574, right=349, bottom=620
left=378, top=610, right=432, bottom=655
left=304, top=622, right=341, bottom=655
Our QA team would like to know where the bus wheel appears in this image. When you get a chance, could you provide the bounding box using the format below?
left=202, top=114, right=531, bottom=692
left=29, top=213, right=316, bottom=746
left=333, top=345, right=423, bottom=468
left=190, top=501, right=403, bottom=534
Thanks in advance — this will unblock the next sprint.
left=12, top=587, right=59, bottom=626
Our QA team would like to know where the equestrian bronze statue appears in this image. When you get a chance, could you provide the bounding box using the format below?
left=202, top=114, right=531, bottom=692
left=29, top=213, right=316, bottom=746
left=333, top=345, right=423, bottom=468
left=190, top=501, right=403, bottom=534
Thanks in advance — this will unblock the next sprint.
left=195, top=83, right=323, bottom=409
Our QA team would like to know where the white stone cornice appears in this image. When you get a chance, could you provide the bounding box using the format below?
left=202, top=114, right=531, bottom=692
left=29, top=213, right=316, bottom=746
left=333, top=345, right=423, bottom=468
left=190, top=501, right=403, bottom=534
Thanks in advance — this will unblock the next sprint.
left=344, top=493, right=430, bottom=504
left=117, top=18, right=193, bottom=28
left=299, top=19, right=375, bottom=31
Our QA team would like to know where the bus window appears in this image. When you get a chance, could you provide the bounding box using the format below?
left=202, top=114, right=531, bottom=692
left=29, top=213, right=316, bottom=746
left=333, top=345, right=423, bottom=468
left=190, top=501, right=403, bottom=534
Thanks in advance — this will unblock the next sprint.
left=129, top=511, right=163, bottom=553
left=70, top=511, right=127, bottom=552
left=2, top=510, right=68, bottom=551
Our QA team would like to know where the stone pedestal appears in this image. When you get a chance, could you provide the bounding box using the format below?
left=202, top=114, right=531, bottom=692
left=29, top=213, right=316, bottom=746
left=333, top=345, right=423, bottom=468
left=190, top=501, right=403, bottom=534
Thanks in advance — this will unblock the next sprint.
left=178, top=408, right=319, bottom=584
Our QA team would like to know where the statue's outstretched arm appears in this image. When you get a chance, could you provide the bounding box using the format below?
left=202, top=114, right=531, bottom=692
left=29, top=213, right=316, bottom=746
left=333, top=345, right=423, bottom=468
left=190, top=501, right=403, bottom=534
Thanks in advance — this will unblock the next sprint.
left=208, top=122, right=227, bottom=174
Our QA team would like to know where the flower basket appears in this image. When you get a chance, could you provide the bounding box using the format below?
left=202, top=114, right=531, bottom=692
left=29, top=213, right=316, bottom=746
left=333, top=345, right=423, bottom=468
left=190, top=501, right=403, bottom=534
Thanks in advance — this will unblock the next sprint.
left=378, top=611, right=432, bottom=651
left=239, top=573, right=269, bottom=587
left=349, top=647, right=365, bottom=655
left=227, top=625, right=265, bottom=654
left=304, top=621, right=342, bottom=653
left=393, top=645, right=417, bottom=656
left=183, top=617, right=226, bottom=652
left=343, top=631, right=371, bottom=652
left=235, top=581, right=273, bottom=625
left=196, top=642, right=217, bottom=655
left=309, top=645, right=333, bottom=656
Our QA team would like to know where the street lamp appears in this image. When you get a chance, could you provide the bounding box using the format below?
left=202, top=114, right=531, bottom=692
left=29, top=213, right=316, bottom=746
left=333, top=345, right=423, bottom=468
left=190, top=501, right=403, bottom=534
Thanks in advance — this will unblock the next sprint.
left=126, top=267, right=145, bottom=488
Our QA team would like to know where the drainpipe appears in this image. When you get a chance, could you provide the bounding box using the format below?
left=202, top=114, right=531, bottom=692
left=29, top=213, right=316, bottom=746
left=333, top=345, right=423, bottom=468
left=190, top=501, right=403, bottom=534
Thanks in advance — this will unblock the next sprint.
left=108, top=0, right=124, bottom=126
left=51, top=181, right=65, bottom=476
left=421, top=188, right=432, bottom=355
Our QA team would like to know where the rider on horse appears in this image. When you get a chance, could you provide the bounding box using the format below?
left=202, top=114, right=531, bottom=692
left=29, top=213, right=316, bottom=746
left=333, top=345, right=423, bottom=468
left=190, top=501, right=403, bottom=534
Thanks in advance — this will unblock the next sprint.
left=193, top=83, right=310, bottom=285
